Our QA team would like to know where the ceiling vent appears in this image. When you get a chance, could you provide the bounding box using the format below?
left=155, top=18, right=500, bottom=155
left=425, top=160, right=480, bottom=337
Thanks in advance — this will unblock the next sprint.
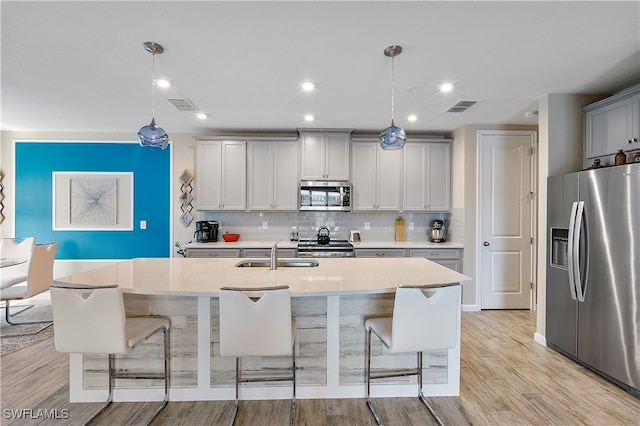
left=167, top=98, right=198, bottom=112
left=446, top=100, right=478, bottom=113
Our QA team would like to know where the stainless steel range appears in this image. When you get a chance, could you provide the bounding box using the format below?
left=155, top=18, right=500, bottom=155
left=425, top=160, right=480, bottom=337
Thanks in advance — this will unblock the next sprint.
left=297, top=239, right=354, bottom=257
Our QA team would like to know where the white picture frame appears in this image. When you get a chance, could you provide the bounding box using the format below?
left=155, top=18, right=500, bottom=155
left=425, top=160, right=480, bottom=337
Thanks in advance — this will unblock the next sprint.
left=52, top=172, right=133, bottom=231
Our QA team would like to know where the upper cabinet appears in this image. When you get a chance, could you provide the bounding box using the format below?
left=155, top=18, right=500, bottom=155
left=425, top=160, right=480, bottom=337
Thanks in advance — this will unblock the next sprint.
left=300, top=130, right=351, bottom=180
left=584, top=84, right=640, bottom=159
left=402, top=141, right=451, bottom=212
left=196, top=140, right=247, bottom=211
left=351, top=141, right=402, bottom=211
left=248, top=141, right=299, bottom=211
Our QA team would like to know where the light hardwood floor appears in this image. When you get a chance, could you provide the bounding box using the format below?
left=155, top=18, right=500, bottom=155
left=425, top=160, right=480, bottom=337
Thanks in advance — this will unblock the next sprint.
left=1, top=310, right=638, bottom=425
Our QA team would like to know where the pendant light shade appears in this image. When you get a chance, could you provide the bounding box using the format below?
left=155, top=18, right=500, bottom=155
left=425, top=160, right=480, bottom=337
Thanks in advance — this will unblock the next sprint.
left=380, top=45, right=406, bottom=151
left=138, top=42, right=169, bottom=150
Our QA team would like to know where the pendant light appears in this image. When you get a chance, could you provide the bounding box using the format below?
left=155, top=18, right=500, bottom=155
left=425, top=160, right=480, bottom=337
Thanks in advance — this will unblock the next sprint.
left=379, top=45, right=406, bottom=150
left=138, top=42, right=169, bottom=150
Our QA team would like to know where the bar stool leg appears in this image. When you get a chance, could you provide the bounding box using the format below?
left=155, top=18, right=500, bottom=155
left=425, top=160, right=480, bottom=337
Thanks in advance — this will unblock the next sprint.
left=417, top=351, right=445, bottom=426
left=365, top=328, right=383, bottom=426
left=229, top=357, right=240, bottom=426
left=290, top=343, right=297, bottom=426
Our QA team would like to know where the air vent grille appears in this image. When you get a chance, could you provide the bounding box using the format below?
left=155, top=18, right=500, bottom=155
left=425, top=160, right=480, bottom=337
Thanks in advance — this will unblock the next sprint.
left=446, top=100, right=478, bottom=113
left=167, top=98, right=198, bottom=112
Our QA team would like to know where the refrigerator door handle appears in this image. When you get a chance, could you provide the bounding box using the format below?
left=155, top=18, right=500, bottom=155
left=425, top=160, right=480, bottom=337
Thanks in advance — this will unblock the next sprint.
left=567, top=201, right=579, bottom=301
left=574, top=201, right=588, bottom=302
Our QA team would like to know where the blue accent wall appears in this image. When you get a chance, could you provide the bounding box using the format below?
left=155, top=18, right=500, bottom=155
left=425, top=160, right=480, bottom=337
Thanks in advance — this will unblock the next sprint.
left=15, top=142, right=171, bottom=259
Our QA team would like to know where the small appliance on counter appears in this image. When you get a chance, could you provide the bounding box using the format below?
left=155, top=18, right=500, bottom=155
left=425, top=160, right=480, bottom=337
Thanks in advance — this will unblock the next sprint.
left=194, top=220, right=219, bottom=243
left=349, top=230, right=361, bottom=242
left=429, top=219, right=446, bottom=243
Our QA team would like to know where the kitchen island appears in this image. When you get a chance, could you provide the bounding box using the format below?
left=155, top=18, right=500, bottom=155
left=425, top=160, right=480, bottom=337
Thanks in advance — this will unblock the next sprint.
left=57, top=257, right=471, bottom=403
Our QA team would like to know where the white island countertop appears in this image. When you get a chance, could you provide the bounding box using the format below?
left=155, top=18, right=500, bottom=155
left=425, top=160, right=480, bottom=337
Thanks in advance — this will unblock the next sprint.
left=58, top=257, right=471, bottom=297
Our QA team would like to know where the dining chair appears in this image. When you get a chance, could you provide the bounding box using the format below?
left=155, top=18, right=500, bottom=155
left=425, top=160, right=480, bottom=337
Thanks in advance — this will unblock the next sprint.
left=0, top=237, right=36, bottom=289
left=364, top=283, right=461, bottom=426
left=50, top=282, right=171, bottom=425
left=1, top=242, right=56, bottom=332
left=219, top=285, right=296, bottom=426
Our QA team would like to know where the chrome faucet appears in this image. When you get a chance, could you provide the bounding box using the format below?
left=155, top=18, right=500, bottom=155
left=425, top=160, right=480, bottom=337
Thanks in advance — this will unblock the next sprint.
left=270, top=239, right=283, bottom=270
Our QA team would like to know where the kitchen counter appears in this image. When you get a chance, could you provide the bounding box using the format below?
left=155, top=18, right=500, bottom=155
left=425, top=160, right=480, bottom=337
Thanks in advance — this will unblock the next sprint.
left=60, top=257, right=469, bottom=403
left=184, top=240, right=463, bottom=250
left=58, top=257, right=470, bottom=297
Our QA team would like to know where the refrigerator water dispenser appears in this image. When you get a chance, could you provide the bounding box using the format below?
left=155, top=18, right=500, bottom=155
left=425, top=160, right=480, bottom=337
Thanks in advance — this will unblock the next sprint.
left=550, top=228, right=569, bottom=268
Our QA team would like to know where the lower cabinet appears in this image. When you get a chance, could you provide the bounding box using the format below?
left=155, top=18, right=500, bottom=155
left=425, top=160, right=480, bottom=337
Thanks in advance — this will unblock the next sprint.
left=409, top=249, right=462, bottom=272
left=186, top=249, right=241, bottom=258
left=243, top=248, right=297, bottom=258
left=355, top=249, right=407, bottom=258
left=185, top=248, right=296, bottom=258
left=185, top=246, right=463, bottom=272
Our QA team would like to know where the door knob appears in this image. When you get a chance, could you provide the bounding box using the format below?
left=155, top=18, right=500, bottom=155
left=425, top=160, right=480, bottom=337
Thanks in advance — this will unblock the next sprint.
left=483, top=241, right=490, bottom=246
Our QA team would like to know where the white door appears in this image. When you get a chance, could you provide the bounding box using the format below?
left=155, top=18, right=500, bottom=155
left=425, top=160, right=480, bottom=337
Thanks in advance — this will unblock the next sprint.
left=479, top=130, right=535, bottom=309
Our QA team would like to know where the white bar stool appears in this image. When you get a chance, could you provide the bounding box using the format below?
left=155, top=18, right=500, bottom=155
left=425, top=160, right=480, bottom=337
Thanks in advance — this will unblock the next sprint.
left=219, top=285, right=296, bottom=426
left=50, top=282, right=170, bottom=425
left=365, top=283, right=461, bottom=426
left=1, top=242, right=56, bottom=333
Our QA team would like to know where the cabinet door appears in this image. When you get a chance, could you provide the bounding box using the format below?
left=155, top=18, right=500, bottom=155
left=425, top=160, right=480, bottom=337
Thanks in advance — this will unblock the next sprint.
left=376, top=146, right=402, bottom=211
left=221, top=141, right=247, bottom=210
left=248, top=142, right=274, bottom=210
left=352, top=143, right=377, bottom=210
left=196, top=141, right=222, bottom=210
left=585, top=96, right=633, bottom=158
left=300, top=132, right=326, bottom=179
left=426, top=143, right=451, bottom=211
left=273, top=142, right=299, bottom=210
left=325, top=132, right=350, bottom=180
left=402, top=143, right=427, bottom=211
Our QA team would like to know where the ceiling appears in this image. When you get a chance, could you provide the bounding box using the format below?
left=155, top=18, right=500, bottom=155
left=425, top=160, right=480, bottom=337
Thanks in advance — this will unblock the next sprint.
left=2, top=1, right=639, bottom=136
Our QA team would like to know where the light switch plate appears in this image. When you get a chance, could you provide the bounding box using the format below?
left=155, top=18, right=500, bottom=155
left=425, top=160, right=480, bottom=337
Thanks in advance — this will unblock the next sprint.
left=262, top=221, right=268, bottom=229
left=364, top=222, right=370, bottom=230
left=408, top=222, right=414, bottom=230
left=140, top=220, right=147, bottom=230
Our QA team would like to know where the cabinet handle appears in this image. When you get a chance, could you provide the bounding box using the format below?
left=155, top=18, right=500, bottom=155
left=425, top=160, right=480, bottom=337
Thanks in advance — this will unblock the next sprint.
left=208, top=253, right=219, bottom=257
left=375, top=253, right=385, bottom=257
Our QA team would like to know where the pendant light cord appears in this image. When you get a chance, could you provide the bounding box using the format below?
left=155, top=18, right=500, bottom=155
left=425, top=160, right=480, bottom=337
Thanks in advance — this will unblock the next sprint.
left=390, top=54, right=395, bottom=125
left=151, top=52, right=156, bottom=120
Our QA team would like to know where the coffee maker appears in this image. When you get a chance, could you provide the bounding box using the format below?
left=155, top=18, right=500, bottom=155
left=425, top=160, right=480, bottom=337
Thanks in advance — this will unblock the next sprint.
left=194, top=220, right=219, bottom=243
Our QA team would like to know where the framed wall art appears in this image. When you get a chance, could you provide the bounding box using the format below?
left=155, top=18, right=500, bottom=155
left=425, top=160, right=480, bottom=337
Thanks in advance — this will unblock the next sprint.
left=52, top=172, right=133, bottom=230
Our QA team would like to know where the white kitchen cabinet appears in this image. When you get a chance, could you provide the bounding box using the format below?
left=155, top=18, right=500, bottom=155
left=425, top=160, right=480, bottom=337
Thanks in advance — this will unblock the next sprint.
left=196, top=140, right=247, bottom=210
left=351, top=142, right=402, bottom=211
left=248, top=141, right=298, bottom=211
left=402, top=141, right=451, bottom=212
left=300, top=130, right=351, bottom=180
left=584, top=85, right=640, bottom=159
left=410, top=249, right=462, bottom=272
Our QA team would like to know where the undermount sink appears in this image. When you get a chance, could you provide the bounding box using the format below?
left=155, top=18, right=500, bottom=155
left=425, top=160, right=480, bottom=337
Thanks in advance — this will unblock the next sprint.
left=235, top=259, right=319, bottom=268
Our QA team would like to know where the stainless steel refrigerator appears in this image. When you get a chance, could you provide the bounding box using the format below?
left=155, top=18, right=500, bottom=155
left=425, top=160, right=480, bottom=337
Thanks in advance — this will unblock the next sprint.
left=547, top=162, right=640, bottom=397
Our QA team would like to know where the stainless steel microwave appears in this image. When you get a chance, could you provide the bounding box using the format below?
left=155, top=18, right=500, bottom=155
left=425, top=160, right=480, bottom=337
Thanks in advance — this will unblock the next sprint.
left=299, top=181, right=351, bottom=211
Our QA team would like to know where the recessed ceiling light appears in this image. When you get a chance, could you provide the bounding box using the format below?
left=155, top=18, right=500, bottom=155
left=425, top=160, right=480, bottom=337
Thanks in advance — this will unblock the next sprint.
left=408, top=115, right=418, bottom=122
left=196, top=113, right=208, bottom=119
left=156, top=79, right=171, bottom=88
left=440, top=83, right=454, bottom=93
left=304, top=114, right=314, bottom=122
left=302, top=81, right=316, bottom=91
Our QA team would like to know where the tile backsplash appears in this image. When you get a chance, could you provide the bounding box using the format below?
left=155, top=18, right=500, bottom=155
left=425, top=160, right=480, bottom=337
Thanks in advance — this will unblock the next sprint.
left=202, top=210, right=463, bottom=243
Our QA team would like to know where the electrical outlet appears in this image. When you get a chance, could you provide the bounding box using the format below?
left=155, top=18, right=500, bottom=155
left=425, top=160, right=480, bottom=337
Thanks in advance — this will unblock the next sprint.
left=140, top=220, right=147, bottom=230
left=364, top=222, right=370, bottom=230
left=262, top=221, right=268, bottom=229
left=408, top=222, right=414, bottom=230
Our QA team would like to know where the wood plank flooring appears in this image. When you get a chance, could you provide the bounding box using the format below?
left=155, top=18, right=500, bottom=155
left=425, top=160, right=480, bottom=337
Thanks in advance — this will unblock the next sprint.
left=1, top=310, right=639, bottom=425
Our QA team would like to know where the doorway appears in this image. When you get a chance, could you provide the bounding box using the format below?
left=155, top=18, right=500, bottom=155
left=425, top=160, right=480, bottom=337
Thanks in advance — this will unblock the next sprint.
left=478, top=130, right=536, bottom=309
